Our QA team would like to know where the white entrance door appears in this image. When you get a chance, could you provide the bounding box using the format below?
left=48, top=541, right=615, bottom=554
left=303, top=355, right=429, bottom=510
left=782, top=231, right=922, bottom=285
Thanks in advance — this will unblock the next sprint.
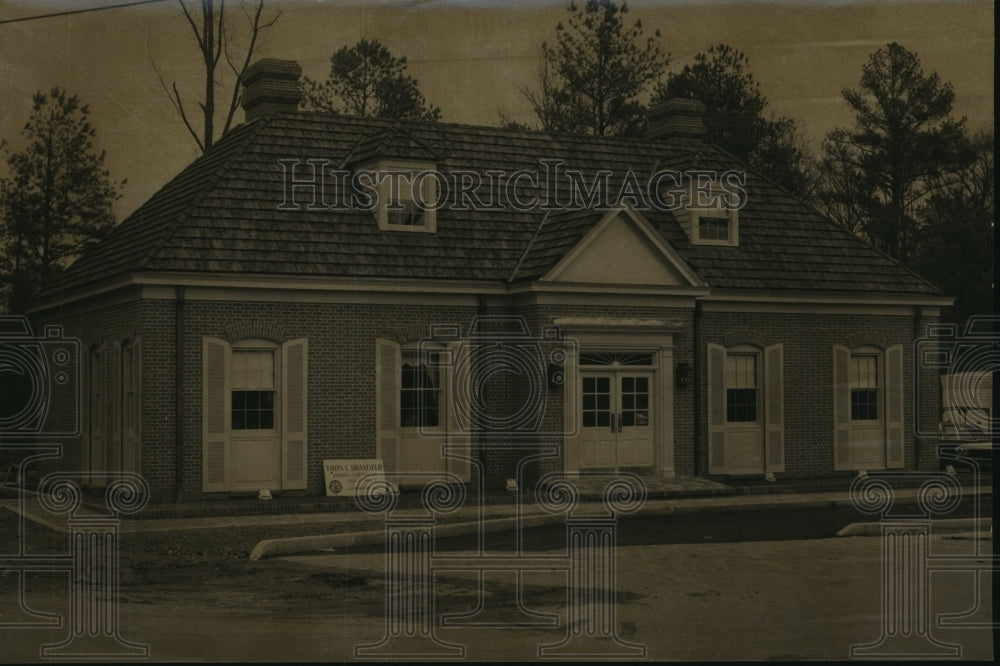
left=579, top=371, right=655, bottom=469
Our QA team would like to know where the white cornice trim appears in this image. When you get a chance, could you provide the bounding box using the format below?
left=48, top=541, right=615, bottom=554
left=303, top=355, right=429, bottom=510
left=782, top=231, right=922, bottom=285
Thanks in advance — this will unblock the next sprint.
left=31, top=271, right=951, bottom=313
left=700, top=290, right=953, bottom=308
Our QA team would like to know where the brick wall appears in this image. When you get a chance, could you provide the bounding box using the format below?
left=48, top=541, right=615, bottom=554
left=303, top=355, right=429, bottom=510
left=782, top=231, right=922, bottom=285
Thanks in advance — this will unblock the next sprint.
left=33, top=296, right=180, bottom=500
left=36, top=292, right=943, bottom=500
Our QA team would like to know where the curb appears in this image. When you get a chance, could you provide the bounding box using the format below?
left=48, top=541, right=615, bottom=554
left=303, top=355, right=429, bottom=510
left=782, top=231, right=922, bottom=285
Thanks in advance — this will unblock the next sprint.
left=836, top=517, right=992, bottom=537
left=250, top=487, right=993, bottom=559
left=249, top=511, right=566, bottom=560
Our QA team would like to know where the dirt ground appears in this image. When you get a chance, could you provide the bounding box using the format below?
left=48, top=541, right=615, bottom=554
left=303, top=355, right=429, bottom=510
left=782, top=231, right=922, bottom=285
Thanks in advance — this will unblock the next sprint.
left=1, top=509, right=993, bottom=662
left=0, top=509, right=388, bottom=613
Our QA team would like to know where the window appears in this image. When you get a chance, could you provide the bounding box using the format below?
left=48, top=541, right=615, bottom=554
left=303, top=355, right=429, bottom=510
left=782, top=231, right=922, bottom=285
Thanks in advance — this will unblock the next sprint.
left=203, top=336, right=308, bottom=492
left=673, top=182, right=740, bottom=246
left=707, top=342, right=785, bottom=475
left=371, top=161, right=438, bottom=233
left=620, top=376, right=650, bottom=427
left=698, top=216, right=730, bottom=242
left=582, top=375, right=612, bottom=428
left=833, top=344, right=903, bottom=470
left=231, top=348, right=276, bottom=430
left=388, top=199, right=425, bottom=227
left=725, top=352, right=758, bottom=422
left=579, top=352, right=654, bottom=366
left=401, top=350, right=441, bottom=428
left=849, top=354, right=879, bottom=421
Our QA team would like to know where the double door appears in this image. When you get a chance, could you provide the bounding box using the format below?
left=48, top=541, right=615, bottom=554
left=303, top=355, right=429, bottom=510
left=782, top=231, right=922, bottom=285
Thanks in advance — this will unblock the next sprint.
left=579, top=371, right=654, bottom=469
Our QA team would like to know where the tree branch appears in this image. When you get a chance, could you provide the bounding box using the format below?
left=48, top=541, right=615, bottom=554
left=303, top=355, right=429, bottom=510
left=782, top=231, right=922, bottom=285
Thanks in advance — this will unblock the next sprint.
left=152, top=62, right=205, bottom=152
left=177, top=0, right=205, bottom=50
left=173, top=81, right=205, bottom=153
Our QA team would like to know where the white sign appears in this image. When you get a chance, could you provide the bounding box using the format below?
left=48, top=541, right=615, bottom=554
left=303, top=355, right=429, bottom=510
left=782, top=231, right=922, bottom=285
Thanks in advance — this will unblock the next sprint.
left=323, top=458, right=385, bottom=497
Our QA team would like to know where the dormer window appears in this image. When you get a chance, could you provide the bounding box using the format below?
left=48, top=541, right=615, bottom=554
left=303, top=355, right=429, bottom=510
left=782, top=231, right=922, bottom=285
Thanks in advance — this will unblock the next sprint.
left=673, top=177, right=741, bottom=247
left=698, top=215, right=731, bottom=242
left=369, top=160, right=438, bottom=233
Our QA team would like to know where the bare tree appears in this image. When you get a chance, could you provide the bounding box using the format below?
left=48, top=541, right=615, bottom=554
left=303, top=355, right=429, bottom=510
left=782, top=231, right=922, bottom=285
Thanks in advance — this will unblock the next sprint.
left=158, top=0, right=281, bottom=153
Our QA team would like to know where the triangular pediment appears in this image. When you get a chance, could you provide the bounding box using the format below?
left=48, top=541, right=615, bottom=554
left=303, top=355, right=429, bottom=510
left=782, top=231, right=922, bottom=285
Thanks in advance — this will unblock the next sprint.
left=542, top=208, right=704, bottom=287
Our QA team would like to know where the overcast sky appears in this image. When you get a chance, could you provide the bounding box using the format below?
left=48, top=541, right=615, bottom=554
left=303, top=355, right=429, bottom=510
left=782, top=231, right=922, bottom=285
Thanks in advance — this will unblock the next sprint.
left=0, top=0, right=993, bottom=219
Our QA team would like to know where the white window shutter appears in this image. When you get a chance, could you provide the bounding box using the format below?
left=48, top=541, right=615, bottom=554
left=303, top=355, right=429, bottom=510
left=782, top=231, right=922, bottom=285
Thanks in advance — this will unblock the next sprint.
left=129, top=337, right=141, bottom=475
left=202, top=337, right=231, bottom=492
left=112, top=340, right=122, bottom=475
left=282, top=338, right=309, bottom=489
left=764, top=343, right=785, bottom=473
left=832, top=345, right=852, bottom=471
left=376, top=339, right=401, bottom=474
left=885, top=344, right=905, bottom=469
left=707, top=343, right=727, bottom=474
left=445, top=340, right=472, bottom=483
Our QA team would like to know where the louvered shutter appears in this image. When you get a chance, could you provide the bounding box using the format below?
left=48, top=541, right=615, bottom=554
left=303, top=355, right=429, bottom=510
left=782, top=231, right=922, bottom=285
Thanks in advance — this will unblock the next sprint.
left=764, top=343, right=785, bottom=473
left=445, top=340, right=472, bottom=483
left=376, top=339, right=401, bottom=474
left=112, top=340, right=122, bottom=475
left=833, top=345, right=852, bottom=470
left=282, top=338, right=309, bottom=489
left=707, top=343, right=727, bottom=474
left=885, top=344, right=905, bottom=469
left=202, top=337, right=231, bottom=492
left=132, top=336, right=142, bottom=474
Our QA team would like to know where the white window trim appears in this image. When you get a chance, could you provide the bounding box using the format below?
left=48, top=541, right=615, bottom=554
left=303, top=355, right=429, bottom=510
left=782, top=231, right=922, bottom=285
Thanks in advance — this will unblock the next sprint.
left=202, top=335, right=309, bottom=492
left=724, top=344, right=761, bottom=428
left=370, top=159, right=438, bottom=234
left=707, top=342, right=784, bottom=475
left=690, top=208, right=739, bottom=246
left=848, top=346, right=883, bottom=424
left=400, top=342, right=447, bottom=435
left=230, top=338, right=280, bottom=436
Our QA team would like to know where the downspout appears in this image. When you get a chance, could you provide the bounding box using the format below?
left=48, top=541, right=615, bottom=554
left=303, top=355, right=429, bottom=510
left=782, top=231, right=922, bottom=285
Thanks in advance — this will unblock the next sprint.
left=692, top=300, right=702, bottom=477
left=174, top=286, right=185, bottom=503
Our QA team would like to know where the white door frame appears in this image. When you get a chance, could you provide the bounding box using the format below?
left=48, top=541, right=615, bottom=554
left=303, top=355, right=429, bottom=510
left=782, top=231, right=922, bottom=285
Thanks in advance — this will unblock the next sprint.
left=557, top=318, right=678, bottom=478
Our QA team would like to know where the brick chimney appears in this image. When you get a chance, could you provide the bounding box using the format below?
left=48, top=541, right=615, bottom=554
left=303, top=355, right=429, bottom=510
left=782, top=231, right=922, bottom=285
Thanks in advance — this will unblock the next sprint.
left=646, top=98, right=707, bottom=143
left=241, top=59, right=302, bottom=122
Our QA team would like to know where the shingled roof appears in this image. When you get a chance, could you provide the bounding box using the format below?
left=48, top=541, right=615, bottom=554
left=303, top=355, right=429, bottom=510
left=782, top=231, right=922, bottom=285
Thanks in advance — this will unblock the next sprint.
left=49, top=110, right=942, bottom=300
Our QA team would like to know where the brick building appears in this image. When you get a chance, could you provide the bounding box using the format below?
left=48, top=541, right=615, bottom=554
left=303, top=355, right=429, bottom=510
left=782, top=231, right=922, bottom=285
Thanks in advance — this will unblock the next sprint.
left=32, top=60, right=949, bottom=502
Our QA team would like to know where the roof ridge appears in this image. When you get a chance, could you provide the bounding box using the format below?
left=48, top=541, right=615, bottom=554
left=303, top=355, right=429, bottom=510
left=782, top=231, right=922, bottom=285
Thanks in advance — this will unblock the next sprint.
left=284, top=109, right=694, bottom=150
left=138, top=118, right=272, bottom=273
